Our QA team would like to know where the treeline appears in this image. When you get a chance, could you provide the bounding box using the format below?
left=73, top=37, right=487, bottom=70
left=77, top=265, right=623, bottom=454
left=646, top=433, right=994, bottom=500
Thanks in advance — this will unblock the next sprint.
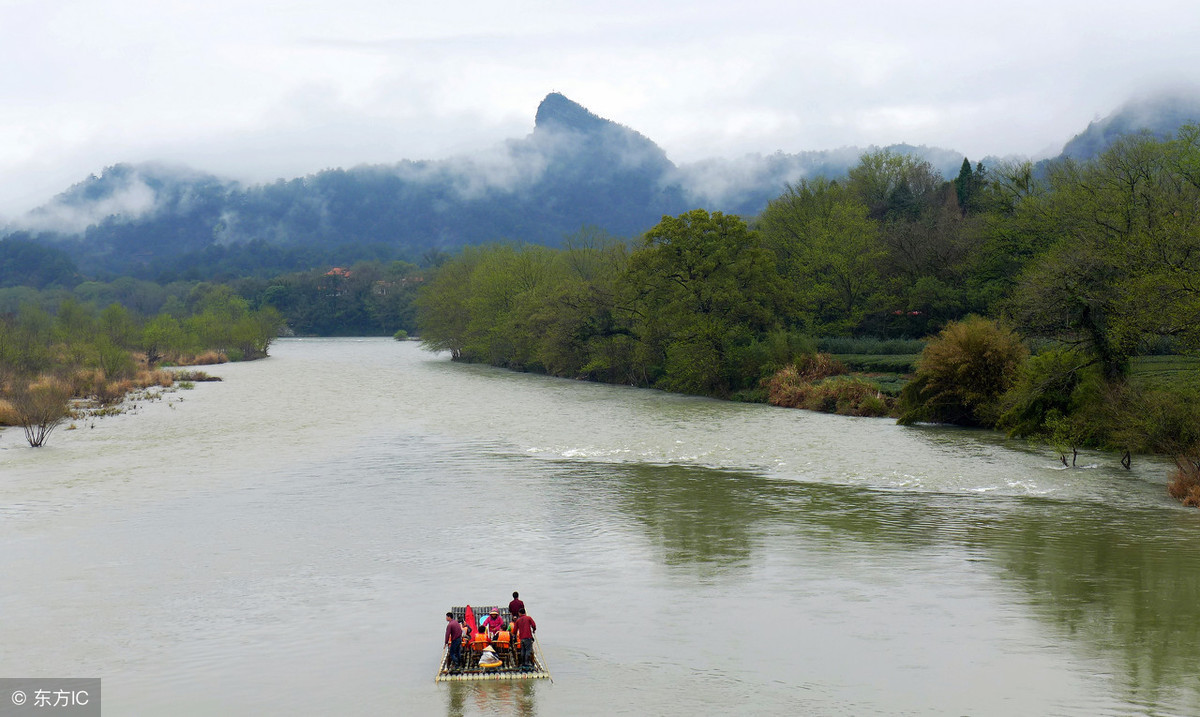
left=417, top=127, right=1200, bottom=503
left=0, top=286, right=284, bottom=445
left=0, top=259, right=424, bottom=339
left=236, top=260, right=423, bottom=336
left=414, top=148, right=1015, bottom=395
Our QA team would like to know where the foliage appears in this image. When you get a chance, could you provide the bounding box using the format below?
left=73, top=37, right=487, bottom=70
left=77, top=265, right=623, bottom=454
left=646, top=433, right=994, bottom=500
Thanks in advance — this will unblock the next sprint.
left=258, top=260, right=422, bottom=336
left=997, top=347, right=1093, bottom=440
left=1005, top=127, right=1200, bottom=378
left=0, top=236, right=78, bottom=289
left=0, top=281, right=281, bottom=446
left=626, top=210, right=790, bottom=395
left=757, top=178, right=884, bottom=333
left=898, top=316, right=1028, bottom=427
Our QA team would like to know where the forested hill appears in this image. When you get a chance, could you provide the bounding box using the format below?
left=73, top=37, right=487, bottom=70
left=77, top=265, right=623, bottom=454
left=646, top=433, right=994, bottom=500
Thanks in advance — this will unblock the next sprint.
left=1060, top=92, right=1200, bottom=161
left=6, top=90, right=1200, bottom=282
left=4, top=93, right=965, bottom=280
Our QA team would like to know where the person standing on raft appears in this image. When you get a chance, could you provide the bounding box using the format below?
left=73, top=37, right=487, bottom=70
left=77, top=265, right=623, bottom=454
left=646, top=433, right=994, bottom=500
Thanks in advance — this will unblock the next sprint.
left=444, top=612, right=463, bottom=671
left=513, top=608, right=537, bottom=669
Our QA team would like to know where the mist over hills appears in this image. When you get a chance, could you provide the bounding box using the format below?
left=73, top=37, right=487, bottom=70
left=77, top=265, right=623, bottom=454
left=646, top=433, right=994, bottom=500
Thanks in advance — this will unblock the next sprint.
left=5, top=90, right=1200, bottom=281
left=1060, top=91, right=1200, bottom=161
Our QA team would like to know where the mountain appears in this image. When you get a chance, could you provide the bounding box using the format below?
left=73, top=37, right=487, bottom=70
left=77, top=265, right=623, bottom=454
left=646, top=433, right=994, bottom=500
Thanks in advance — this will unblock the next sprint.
left=10, top=94, right=699, bottom=278
left=10, top=90, right=1196, bottom=281
left=1059, top=91, right=1200, bottom=161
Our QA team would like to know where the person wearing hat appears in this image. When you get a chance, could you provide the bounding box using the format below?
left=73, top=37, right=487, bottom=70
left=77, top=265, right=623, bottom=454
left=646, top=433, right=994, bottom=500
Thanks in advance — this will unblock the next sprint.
left=481, top=608, right=505, bottom=640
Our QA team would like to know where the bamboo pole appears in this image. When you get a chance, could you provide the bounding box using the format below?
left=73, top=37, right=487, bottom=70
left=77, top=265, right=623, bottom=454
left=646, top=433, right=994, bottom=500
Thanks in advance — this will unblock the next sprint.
left=533, top=639, right=553, bottom=683
left=436, top=644, right=448, bottom=682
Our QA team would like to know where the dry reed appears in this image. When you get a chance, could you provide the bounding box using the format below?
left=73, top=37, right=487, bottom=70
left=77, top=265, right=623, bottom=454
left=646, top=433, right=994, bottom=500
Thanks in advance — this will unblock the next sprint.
left=1167, top=462, right=1200, bottom=507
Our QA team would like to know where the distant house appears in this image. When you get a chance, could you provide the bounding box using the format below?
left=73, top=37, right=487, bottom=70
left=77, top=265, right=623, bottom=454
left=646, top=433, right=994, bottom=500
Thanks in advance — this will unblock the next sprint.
left=321, top=267, right=353, bottom=297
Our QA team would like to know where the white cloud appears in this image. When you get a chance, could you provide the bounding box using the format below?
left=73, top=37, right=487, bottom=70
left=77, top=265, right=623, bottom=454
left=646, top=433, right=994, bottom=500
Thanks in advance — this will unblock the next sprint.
left=1, top=0, right=1199, bottom=217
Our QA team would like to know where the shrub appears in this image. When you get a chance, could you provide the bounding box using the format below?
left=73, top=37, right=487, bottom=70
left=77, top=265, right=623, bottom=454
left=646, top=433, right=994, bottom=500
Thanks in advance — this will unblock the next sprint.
left=765, top=361, right=895, bottom=417
left=764, top=354, right=848, bottom=407
left=393, top=329, right=409, bottom=341
left=997, top=347, right=1091, bottom=439
left=1168, top=461, right=1200, bottom=507
left=94, top=379, right=134, bottom=406
left=0, top=398, right=16, bottom=426
left=898, top=316, right=1028, bottom=427
left=11, top=376, right=72, bottom=447
left=172, top=370, right=221, bottom=382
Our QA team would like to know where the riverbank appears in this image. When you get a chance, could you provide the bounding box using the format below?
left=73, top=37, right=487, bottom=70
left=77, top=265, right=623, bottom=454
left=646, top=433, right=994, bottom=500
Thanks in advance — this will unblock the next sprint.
left=0, top=357, right=225, bottom=447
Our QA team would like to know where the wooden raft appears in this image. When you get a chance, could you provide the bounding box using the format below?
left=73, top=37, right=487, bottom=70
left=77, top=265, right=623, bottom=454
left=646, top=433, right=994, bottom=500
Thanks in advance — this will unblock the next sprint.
left=435, top=605, right=552, bottom=683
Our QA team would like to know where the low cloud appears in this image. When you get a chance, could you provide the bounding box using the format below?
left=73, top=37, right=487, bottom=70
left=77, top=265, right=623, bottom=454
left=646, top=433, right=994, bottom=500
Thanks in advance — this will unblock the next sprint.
left=13, top=173, right=158, bottom=235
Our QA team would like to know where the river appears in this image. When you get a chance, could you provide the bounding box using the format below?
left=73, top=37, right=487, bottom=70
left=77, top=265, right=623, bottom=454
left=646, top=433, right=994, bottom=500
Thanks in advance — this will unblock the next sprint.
left=2, top=337, right=1198, bottom=716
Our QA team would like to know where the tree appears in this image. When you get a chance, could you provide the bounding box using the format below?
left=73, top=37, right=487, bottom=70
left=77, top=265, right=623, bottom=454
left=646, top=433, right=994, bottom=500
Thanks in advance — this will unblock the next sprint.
left=141, top=314, right=187, bottom=365
left=953, top=158, right=988, bottom=216
left=626, top=209, right=788, bottom=395
left=846, top=150, right=941, bottom=221
left=1006, top=129, right=1200, bottom=378
left=898, top=316, right=1028, bottom=427
left=415, top=246, right=490, bottom=360
left=11, top=376, right=72, bottom=447
left=757, top=178, right=884, bottom=333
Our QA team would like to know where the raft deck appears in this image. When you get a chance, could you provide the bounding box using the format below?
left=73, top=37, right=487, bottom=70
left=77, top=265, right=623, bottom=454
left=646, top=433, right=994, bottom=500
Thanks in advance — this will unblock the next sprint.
left=436, top=605, right=551, bottom=683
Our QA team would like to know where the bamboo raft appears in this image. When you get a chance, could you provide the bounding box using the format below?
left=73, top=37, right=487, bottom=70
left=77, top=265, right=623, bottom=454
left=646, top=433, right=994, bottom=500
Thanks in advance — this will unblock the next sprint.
left=436, top=605, right=552, bottom=683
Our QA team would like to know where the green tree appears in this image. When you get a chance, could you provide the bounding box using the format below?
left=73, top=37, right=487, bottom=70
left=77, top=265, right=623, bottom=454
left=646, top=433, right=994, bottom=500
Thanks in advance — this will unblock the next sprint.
left=416, top=246, right=488, bottom=360
left=1006, top=129, right=1200, bottom=378
left=627, top=209, right=787, bottom=395
left=757, top=178, right=884, bottom=333
left=141, top=314, right=187, bottom=365
left=898, top=316, right=1028, bottom=427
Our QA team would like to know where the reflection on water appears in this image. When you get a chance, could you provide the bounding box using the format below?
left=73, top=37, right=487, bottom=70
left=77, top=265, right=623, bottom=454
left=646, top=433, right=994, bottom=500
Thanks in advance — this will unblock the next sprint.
left=976, top=504, right=1200, bottom=712
left=445, top=681, right=537, bottom=717
left=606, top=465, right=763, bottom=574
left=598, top=460, right=1200, bottom=713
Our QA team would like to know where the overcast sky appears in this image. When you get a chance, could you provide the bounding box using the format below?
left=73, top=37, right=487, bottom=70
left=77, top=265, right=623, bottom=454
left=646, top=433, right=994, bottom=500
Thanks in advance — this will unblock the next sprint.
left=2, top=0, right=1198, bottom=217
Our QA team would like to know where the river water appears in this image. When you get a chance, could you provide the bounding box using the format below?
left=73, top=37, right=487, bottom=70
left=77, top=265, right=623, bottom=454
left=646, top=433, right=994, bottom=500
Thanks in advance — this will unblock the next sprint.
left=2, top=338, right=1198, bottom=716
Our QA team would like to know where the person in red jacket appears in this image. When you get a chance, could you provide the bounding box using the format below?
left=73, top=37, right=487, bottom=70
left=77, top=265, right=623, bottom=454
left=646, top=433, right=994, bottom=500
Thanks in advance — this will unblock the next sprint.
left=481, top=608, right=505, bottom=639
left=513, top=608, right=537, bottom=669
left=508, top=591, right=524, bottom=619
